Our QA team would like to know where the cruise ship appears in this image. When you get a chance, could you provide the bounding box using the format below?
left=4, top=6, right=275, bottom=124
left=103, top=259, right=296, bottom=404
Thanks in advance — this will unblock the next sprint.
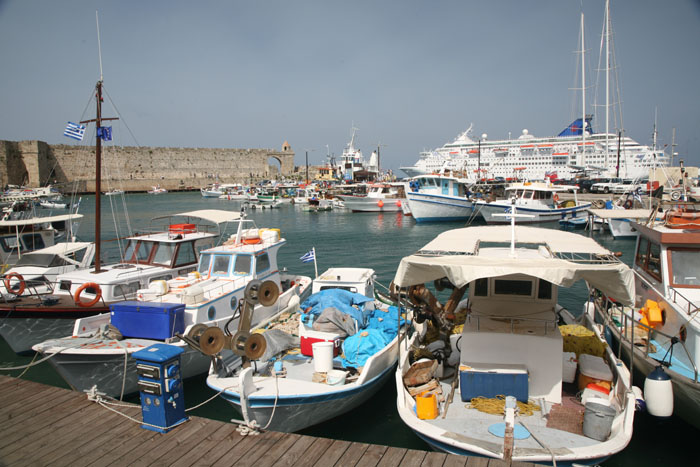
left=400, top=116, right=669, bottom=181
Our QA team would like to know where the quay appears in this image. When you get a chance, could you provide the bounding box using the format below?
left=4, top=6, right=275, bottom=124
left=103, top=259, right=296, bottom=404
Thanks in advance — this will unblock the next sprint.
left=0, top=375, right=535, bottom=467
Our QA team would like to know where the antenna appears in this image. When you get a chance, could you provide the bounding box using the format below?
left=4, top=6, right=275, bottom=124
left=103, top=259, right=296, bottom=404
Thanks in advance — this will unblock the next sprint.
left=96, top=11, right=104, bottom=81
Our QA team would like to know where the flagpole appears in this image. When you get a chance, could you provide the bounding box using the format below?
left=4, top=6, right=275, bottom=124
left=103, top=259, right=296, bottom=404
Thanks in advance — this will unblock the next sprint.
left=312, top=247, right=318, bottom=278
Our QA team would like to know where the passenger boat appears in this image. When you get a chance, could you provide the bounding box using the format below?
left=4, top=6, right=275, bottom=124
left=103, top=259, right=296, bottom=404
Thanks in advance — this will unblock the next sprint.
left=474, top=182, right=590, bottom=224
left=404, top=174, right=473, bottom=222
left=335, top=183, right=406, bottom=213
left=206, top=267, right=406, bottom=432
left=33, top=216, right=311, bottom=398
left=392, top=224, right=637, bottom=464
left=148, top=185, right=167, bottom=195
left=0, top=210, right=237, bottom=354
left=599, top=200, right=700, bottom=429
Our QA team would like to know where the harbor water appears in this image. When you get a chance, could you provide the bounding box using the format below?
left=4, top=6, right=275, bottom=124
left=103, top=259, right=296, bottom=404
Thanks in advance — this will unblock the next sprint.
left=1, top=191, right=697, bottom=465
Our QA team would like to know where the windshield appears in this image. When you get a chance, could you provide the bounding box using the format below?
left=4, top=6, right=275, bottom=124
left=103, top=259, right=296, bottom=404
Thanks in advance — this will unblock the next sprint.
left=14, top=253, right=65, bottom=268
left=670, top=249, right=700, bottom=287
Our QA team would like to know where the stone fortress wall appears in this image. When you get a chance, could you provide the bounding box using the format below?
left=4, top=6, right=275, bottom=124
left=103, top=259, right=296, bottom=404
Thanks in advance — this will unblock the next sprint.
left=0, top=139, right=297, bottom=192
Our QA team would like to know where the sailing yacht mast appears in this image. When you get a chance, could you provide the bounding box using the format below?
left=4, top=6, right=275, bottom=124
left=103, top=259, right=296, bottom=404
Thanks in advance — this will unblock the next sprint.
left=580, top=11, right=586, bottom=169
left=604, top=0, right=611, bottom=170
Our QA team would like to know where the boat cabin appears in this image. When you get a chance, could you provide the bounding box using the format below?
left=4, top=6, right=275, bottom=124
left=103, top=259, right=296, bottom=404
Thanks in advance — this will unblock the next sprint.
left=408, top=175, right=470, bottom=198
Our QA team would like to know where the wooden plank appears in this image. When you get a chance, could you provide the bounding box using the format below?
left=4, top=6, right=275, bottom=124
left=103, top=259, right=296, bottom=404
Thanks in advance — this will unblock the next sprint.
left=422, top=452, right=447, bottom=467
left=212, top=430, right=286, bottom=467
left=442, top=453, right=468, bottom=467
left=167, top=424, right=241, bottom=467
left=464, top=456, right=489, bottom=467
left=377, top=447, right=409, bottom=467
left=333, top=441, right=369, bottom=467
left=0, top=385, right=77, bottom=429
left=244, top=432, right=299, bottom=467
left=298, top=437, right=348, bottom=467
left=86, top=425, right=161, bottom=467
left=189, top=427, right=260, bottom=467
left=397, top=449, right=427, bottom=467
left=260, top=433, right=317, bottom=467
left=355, top=443, right=388, bottom=467
left=143, top=416, right=225, bottom=466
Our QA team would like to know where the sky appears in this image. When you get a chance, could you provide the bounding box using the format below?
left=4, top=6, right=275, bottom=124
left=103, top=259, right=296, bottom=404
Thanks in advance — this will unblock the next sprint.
left=1, top=0, right=699, bottom=173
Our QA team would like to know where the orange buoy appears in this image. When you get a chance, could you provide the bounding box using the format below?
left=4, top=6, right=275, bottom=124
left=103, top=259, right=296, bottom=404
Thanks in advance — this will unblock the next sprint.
left=377, top=200, right=384, bottom=208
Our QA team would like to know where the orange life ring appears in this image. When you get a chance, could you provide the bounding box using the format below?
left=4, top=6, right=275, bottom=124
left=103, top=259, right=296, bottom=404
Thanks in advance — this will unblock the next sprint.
left=74, top=282, right=102, bottom=307
left=242, top=237, right=261, bottom=245
left=553, top=193, right=559, bottom=202
left=4, top=272, right=26, bottom=296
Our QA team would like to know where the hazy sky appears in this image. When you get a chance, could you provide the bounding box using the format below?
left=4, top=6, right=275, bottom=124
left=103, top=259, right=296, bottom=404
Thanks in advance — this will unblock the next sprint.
left=1, top=0, right=698, bottom=172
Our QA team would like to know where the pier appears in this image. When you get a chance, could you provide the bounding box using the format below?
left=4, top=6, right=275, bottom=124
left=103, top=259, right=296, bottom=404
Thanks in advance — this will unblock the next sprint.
left=0, top=375, right=536, bottom=466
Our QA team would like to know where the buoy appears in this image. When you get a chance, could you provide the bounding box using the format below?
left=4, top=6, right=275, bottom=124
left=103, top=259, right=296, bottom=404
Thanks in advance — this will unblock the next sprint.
left=644, top=366, right=673, bottom=417
left=396, top=200, right=402, bottom=207
left=377, top=200, right=384, bottom=208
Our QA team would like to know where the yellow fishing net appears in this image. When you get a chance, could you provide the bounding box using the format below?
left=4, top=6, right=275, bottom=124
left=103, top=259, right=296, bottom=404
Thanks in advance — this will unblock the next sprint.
left=559, top=324, right=606, bottom=358
left=469, top=395, right=540, bottom=416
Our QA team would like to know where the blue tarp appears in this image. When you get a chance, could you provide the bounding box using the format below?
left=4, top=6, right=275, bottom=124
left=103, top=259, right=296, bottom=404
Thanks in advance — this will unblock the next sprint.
left=340, top=328, right=389, bottom=368
left=300, top=289, right=374, bottom=328
left=366, top=306, right=404, bottom=342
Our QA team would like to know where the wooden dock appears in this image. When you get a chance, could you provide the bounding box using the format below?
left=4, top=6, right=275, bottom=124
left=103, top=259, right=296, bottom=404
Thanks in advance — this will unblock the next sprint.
left=0, top=375, right=535, bottom=466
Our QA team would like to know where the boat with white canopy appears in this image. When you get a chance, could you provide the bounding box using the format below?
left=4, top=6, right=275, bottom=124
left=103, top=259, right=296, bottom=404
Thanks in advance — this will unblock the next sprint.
left=392, top=223, right=637, bottom=464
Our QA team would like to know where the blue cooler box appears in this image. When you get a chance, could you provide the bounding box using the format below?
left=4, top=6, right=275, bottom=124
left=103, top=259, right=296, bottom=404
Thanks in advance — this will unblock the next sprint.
left=110, top=301, right=185, bottom=340
left=459, top=363, right=529, bottom=402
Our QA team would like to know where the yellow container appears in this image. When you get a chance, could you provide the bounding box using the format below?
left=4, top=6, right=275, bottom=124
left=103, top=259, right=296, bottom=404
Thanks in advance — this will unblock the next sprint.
left=645, top=302, right=664, bottom=327
left=416, top=391, right=439, bottom=420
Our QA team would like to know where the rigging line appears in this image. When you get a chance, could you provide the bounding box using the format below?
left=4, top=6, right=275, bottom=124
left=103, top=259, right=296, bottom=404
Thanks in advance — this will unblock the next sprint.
left=102, top=85, right=141, bottom=147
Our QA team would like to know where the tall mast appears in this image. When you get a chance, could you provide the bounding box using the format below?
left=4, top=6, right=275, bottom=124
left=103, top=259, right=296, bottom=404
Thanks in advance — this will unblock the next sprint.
left=580, top=11, right=586, bottom=169
left=94, top=82, right=103, bottom=273
left=604, top=0, right=610, bottom=170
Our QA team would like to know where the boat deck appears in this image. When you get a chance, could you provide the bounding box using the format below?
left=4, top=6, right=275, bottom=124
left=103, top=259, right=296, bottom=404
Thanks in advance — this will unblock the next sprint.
left=0, top=375, right=536, bottom=466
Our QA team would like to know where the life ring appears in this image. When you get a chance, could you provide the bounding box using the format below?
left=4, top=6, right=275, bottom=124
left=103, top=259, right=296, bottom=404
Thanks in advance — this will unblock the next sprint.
left=74, top=282, right=102, bottom=307
left=242, top=237, right=261, bottom=245
left=623, top=199, right=634, bottom=209
left=553, top=193, right=559, bottom=202
left=4, top=272, right=25, bottom=296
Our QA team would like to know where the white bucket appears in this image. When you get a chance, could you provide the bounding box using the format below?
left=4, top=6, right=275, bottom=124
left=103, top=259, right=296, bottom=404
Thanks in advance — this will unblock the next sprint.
left=327, top=369, right=347, bottom=386
left=312, top=341, right=334, bottom=373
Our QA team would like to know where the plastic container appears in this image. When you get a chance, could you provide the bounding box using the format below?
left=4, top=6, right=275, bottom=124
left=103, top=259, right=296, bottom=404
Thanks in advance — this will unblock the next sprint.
left=110, top=301, right=185, bottom=340
left=416, top=391, right=439, bottom=419
left=581, top=384, right=611, bottom=404
left=460, top=363, right=529, bottom=402
left=578, top=354, right=613, bottom=391
left=582, top=400, right=616, bottom=441
left=327, top=369, right=347, bottom=386
left=562, top=351, right=577, bottom=384
left=312, top=341, right=334, bottom=373
left=299, top=321, right=341, bottom=357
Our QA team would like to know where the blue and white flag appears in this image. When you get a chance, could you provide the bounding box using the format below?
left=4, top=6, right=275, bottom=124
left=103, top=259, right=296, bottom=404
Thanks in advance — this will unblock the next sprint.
left=300, top=249, right=315, bottom=263
left=97, top=126, right=112, bottom=141
left=64, top=122, right=86, bottom=141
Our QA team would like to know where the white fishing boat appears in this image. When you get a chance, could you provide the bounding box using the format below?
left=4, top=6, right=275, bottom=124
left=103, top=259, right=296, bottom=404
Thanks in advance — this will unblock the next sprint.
left=33, top=216, right=311, bottom=398
left=148, top=185, right=167, bottom=195
left=392, top=224, right=637, bottom=464
left=104, top=189, right=124, bottom=196
left=335, top=183, right=407, bottom=213
left=206, top=267, right=406, bottom=432
left=405, top=174, right=473, bottom=222
left=475, top=182, right=591, bottom=224
left=600, top=200, right=700, bottom=429
left=292, top=187, right=316, bottom=205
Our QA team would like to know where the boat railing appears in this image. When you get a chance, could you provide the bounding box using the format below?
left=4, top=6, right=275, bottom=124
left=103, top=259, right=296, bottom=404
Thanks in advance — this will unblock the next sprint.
left=595, top=293, right=698, bottom=384
left=468, top=314, right=558, bottom=335
left=634, top=269, right=698, bottom=317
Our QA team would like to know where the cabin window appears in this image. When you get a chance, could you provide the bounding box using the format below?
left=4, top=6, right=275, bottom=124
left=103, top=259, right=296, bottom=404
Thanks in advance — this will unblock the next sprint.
left=21, top=233, right=45, bottom=252
left=473, top=278, right=488, bottom=297
left=647, top=242, right=662, bottom=280
left=174, top=243, right=197, bottom=267
left=233, top=255, right=252, bottom=276
left=494, top=279, right=533, bottom=297
left=114, top=281, right=140, bottom=300
left=212, top=255, right=231, bottom=275
left=124, top=240, right=153, bottom=263
left=668, top=248, right=700, bottom=287
left=152, top=243, right=176, bottom=267
left=198, top=253, right=212, bottom=275
left=635, top=237, right=649, bottom=268
left=256, top=253, right=270, bottom=274
left=537, top=279, right=552, bottom=299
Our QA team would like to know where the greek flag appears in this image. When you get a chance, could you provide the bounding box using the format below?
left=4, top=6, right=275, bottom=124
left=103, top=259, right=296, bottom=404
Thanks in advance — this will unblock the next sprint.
left=300, top=250, right=315, bottom=263
left=64, top=122, right=86, bottom=141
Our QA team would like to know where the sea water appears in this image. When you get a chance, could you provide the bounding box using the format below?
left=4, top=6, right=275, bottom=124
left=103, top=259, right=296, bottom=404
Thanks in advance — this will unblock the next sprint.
left=0, top=191, right=696, bottom=465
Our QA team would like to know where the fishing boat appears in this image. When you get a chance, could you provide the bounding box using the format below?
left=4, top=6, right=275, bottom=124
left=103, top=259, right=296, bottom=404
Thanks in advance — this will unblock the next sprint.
left=205, top=267, right=406, bottom=432
left=404, top=174, right=473, bottom=222
left=33, top=216, right=311, bottom=398
left=104, top=189, right=124, bottom=196
left=392, top=223, right=637, bottom=464
left=335, top=183, right=407, bottom=213
left=474, top=182, right=591, bottom=224
left=599, top=200, right=700, bottom=429
left=0, top=209, right=239, bottom=354
left=148, top=185, right=167, bottom=195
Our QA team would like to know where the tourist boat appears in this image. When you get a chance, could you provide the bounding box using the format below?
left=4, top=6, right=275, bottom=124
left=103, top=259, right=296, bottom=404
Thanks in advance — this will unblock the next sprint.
left=335, top=183, right=407, bottom=213
left=217, top=185, right=250, bottom=201
left=392, top=224, right=637, bottom=464
left=201, top=182, right=224, bottom=198
left=0, top=209, right=237, bottom=354
left=599, top=200, right=700, bottom=429
left=292, top=187, right=316, bottom=205
left=206, top=267, right=406, bottom=432
left=404, top=174, right=473, bottom=222
left=104, top=189, right=124, bottom=196
left=33, top=216, right=311, bottom=398
left=474, top=182, right=591, bottom=224
left=148, top=185, right=167, bottom=195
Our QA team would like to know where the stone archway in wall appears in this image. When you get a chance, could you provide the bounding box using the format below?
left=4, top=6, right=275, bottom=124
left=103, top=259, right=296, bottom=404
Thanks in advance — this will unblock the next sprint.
left=267, top=156, right=281, bottom=179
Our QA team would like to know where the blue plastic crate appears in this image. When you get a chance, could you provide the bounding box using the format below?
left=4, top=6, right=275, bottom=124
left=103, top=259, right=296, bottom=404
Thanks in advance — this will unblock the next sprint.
left=459, top=363, right=529, bottom=402
left=110, top=301, right=185, bottom=340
